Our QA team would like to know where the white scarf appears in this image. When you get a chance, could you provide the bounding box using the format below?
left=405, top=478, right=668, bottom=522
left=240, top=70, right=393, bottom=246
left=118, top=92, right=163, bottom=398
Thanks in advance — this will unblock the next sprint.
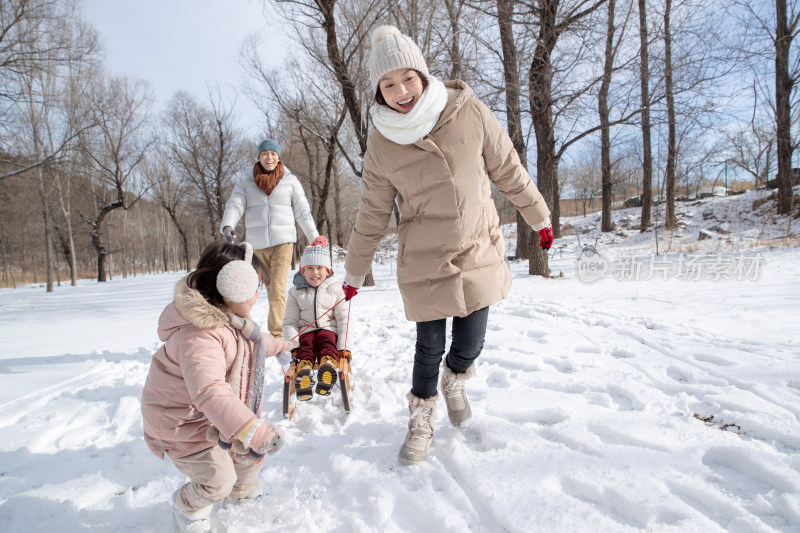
left=372, top=76, right=448, bottom=145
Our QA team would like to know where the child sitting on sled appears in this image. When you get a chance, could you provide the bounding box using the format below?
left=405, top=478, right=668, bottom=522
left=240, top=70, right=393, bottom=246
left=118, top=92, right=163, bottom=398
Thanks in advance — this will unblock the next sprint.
left=141, top=240, right=297, bottom=533
left=283, top=237, right=352, bottom=400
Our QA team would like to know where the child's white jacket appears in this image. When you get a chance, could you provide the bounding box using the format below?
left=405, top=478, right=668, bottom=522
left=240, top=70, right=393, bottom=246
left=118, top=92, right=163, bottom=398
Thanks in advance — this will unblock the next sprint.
left=283, top=272, right=350, bottom=351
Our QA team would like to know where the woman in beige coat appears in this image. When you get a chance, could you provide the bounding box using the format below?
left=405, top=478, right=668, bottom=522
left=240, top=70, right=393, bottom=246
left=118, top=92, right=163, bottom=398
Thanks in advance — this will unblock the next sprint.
left=342, top=26, right=554, bottom=466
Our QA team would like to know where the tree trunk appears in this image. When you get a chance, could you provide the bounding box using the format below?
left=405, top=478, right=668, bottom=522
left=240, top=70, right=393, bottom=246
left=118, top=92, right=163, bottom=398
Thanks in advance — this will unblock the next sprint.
left=314, top=133, right=336, bottom=230
left=90, top=201, right=121, bottom=282
left=444, top=0, right=464, bottom=80
left=65, top=212, right=77, bottom=286
left=663, top=0, right=677, bottom=229
left=497, top=0, right=536, bottom=262
left=638, top=0, right=653, bottom=231
left=97, top=250, right=108, bottom=282
left=36, top=167, right=54, bottom=292
left=316, top=0, right=374, bottom=286
left=319, top=0, right=368, bottom=156
left=600, top=0, right=616, bottom=233
left=528, top=1, right=560, bottom=277
left=182, top=234, right=190, bottom=271
left=775, top=0, right=794, bottom=214
left=333, top=163, right=344, bottom=246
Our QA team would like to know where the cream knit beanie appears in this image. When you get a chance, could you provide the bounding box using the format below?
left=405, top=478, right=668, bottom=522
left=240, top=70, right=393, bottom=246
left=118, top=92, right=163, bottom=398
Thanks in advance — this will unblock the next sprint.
left=369, top=25, right=430, bottom=91
left=216, top=242, right=260, bottom=303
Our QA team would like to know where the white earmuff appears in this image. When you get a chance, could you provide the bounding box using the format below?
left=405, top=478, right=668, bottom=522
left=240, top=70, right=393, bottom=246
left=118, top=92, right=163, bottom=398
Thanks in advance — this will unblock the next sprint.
left=216, top=242, right=259, bottom=303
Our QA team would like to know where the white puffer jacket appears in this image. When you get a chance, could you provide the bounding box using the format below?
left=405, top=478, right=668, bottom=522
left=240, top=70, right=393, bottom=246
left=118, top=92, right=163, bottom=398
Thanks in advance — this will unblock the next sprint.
left=220, top=166, right=319, bottom=249
left=283, top=272, right=350, bottom=351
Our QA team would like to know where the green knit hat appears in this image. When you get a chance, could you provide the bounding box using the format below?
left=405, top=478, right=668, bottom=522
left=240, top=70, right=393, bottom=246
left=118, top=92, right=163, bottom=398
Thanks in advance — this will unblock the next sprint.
left=256, top=139, right=281, bottom=159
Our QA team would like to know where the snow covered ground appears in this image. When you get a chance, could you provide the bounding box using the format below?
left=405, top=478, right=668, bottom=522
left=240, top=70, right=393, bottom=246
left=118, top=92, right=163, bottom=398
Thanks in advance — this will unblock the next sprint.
left=1, top=190, right=799, bottom=532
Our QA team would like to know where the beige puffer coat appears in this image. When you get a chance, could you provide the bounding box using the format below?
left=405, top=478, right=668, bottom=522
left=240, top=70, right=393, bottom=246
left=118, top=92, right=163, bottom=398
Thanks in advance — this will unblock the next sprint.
left=283, top=272, right=350, bottom=351
left=141, top=278, right=290, bottom=459
left=344, top=81, right=551, bottom=322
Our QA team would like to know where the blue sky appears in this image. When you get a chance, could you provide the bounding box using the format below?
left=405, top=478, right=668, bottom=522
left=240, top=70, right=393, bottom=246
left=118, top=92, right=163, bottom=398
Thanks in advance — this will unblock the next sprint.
left=83, top=0, right=285, bottom=137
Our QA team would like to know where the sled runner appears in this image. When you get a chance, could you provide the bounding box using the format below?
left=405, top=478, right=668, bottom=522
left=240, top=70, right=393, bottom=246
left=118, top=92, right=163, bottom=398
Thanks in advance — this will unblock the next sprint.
left=282, top=353, right=353, bottom=419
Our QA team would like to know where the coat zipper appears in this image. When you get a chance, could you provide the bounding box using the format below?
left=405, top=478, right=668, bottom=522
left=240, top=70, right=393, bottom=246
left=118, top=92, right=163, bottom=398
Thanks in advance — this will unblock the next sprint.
left=265, top=192, right=271, bottom=247
left=312, top=285, right=318, bottom=330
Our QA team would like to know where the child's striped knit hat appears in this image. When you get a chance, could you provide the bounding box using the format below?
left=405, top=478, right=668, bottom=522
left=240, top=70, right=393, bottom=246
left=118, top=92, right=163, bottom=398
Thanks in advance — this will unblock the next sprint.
left=300, top=238, right=331, bottom=274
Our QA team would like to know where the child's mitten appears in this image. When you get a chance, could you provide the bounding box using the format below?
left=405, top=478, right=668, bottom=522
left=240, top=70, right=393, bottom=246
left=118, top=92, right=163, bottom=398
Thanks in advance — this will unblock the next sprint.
left=271, top=337, right=299, bottom=353
left=276, top=351, right=292, bottom=367
left=240, top=418, right=285, bottom=463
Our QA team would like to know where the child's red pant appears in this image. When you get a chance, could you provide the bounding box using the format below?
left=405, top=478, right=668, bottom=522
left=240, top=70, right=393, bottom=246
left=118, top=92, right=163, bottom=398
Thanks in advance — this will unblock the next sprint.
left=297, top=329, right=338, bottom=364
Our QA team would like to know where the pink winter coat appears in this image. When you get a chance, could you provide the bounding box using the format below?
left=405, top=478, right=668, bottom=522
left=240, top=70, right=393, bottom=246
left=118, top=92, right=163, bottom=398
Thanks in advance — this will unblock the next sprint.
left=141, top=278, right=290, bottom=459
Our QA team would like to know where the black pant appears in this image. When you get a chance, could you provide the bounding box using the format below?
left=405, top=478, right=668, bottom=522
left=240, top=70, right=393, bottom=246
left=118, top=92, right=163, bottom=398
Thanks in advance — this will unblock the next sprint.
left=411, top=306, right=489, bottom=399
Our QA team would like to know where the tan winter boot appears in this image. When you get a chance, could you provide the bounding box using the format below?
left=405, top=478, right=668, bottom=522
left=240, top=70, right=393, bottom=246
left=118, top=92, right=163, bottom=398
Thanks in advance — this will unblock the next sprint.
left=398, top=392, right=437, bottom=466
left=440, top=362, right=474, bottom=429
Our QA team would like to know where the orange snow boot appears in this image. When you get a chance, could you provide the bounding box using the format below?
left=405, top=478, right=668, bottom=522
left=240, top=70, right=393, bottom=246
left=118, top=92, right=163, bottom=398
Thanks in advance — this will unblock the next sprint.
left=315, top=355, right=338, bottom=396
left=295, top=359, right=314, bottom=401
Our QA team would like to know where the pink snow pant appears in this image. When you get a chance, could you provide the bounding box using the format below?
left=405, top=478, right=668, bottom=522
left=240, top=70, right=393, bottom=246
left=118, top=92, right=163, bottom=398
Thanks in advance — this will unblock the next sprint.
left=170, top=444, right=261, bottom=511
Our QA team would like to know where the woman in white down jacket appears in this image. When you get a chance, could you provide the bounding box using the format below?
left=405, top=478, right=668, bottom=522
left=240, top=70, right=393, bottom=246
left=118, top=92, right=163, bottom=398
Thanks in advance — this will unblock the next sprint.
left=221, top=138, right=321, bottom=338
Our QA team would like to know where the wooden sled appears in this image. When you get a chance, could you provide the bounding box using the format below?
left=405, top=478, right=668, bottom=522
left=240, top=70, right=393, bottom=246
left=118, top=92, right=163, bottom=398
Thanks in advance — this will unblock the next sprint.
left=282, top=354, right=353, bottom=419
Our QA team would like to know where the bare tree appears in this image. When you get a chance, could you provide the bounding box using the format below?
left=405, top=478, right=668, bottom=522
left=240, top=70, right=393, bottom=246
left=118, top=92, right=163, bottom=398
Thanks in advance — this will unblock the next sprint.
left=147, top=153, right=192, bottom=271
left=162, top=89, right=247, bottom=237
left=526, top=0, right=608, bottom=276
left=724, top=119, right=775, bottom=189
left=774, top=0, right=799, bottom=213
left=643, top=0, right=741, bottom=229
left=637, top=0, right=654, bottom=231
left=10, top=0, right=97, bottom=290
left=662, top=0, right=678, bottom=228
left=495, top=0, right=537, bottom=262
left=50, top=44, right=98, bottom=286
left=599, top=0, right=634, bottom=232
left=0, top=0, right=97, bottom=182
left=561, top=151, right=601, bottom=215
left=443, top=0, right=467, bottom=79
left=733, top=0, right=800, bottom=212
left=81, top=74, right=154, bottom=282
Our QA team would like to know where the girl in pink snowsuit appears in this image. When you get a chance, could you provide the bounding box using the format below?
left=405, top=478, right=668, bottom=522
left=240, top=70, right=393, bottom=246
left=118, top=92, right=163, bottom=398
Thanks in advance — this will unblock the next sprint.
left=141, top=240, right=296, bottom=532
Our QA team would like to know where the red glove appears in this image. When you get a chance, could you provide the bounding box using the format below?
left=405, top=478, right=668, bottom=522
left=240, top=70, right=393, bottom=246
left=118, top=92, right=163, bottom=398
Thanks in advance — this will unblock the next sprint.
left=342, top=282, right=358, bottom=301
left=310, top=236, right=328, bottom=247
left=537, top=226, right=554, bottom=250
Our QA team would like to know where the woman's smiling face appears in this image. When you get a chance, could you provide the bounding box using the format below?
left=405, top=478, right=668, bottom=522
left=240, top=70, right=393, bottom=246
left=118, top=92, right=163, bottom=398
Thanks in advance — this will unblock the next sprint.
left=378, top=69, right=425, bottom=114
